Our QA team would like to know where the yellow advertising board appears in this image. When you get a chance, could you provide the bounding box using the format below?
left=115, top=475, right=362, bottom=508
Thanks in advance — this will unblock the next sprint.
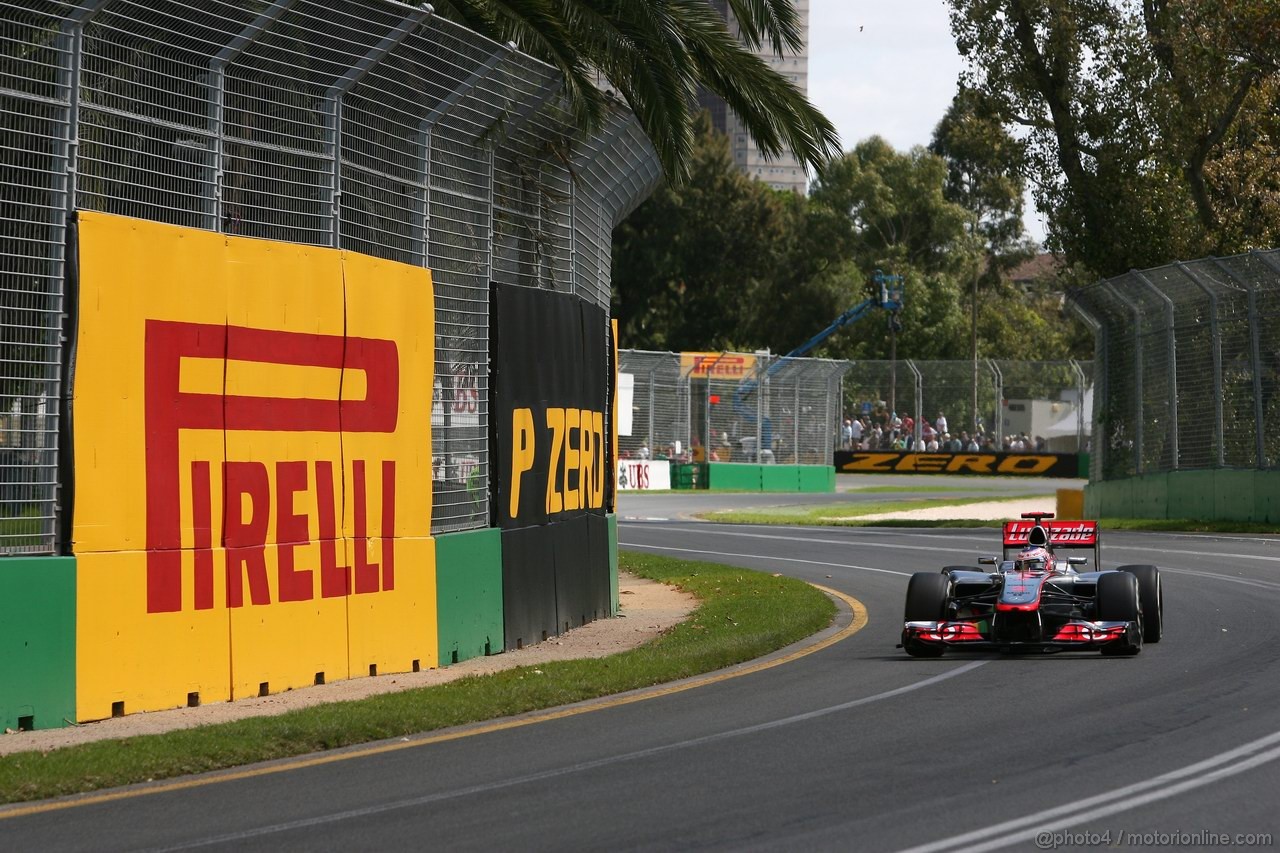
left=76, top=549, right=232, bottom=719
left=347, top=537, right=436, bottom=678
left=680, top=351, right=758, bottom=380
left=73, top=211, right=437, bottom=718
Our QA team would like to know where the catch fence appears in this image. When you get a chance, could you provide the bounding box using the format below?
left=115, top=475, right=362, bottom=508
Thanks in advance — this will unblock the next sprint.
left=1067, top=250, right=1280, bottom=481
left=0, top=0, right=659, bottom=553
left=618, top=350, right=1092, bottom=464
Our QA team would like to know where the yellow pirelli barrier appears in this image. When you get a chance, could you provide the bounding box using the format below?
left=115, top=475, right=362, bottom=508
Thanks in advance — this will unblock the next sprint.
left=73, top=211, right=436, bottom=719
left=1057, top=488, right=1086, bottom=519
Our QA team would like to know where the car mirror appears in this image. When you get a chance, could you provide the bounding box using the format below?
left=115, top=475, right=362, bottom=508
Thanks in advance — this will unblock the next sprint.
left=977, top=556, right=997, bottom=565
left=1067, top=556, right=1087, bottom=565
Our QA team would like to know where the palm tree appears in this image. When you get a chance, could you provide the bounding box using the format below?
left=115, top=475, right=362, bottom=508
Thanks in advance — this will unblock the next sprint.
left=430, top=0, right=841, bottom=179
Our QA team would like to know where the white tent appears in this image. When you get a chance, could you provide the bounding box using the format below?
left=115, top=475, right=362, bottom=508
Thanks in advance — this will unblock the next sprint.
left=1042, top=388, right=1093, bottom=438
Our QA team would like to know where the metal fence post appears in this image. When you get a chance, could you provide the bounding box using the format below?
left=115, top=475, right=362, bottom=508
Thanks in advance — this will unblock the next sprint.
left=59, top=1, right=113, bottom=220
left=325, top=8, right=431, bottom=249
left=1069, top=360, right=1086, bottom=453
left=1066, top=299, right=1103, bottom=476
left=415, top=41, right=514, bottom=266
left=1176, top=262, right=1225, bottom=467
left=1131, top=271, right=1178, bottom=469
left=208, top=0, right=299, bottom=233
left=989, top=359, right=1004, bottom=447
left=1103, top=281, right=1144, bottom=474
left=907, top=361, right=923, bottom=447
left=647, top=365, right=656, bottom=452
left=1211, top=258, right=1266, bottom=467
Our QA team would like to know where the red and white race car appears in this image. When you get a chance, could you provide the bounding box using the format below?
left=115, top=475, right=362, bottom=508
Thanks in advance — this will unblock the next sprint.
left=900, top=513, right=1163, bottom=657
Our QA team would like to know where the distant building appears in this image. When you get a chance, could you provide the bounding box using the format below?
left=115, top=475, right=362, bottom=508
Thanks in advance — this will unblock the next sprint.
left=1008, top=253, right=1065, bottom=291
left=698, top=0, right=810, bottom=195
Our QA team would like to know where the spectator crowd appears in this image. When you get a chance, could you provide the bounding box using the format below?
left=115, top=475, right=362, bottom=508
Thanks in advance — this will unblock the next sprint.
left=840, top=410, right=1046, bottom=454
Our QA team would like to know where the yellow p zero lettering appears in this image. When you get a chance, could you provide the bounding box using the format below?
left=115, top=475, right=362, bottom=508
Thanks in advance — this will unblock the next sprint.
left=841, top=453, right=898, bottom=472
left=510, top=408, right=535, bottom=519
left=909, top=454, right=949, bottom=472
left=592, top=410, right=605, bottom=507
left=546, top=407, right=565, bottom=514
left=946, top=454, right=995, bottom=473
left=580, top=410, right=594, bottom=509
left=997, top=455, right=1057, bottom=474
left=563, top=408, right=581, bottom=511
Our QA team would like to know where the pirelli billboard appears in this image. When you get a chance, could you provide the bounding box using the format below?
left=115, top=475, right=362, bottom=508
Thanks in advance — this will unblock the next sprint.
left=72, top=211, right=436, bottom=720
left=491, top=283, right=612, bottom=651
left=834, top=450, right=1084, bottom=477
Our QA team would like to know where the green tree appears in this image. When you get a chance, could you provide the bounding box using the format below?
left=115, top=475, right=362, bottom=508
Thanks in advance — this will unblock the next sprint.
left=930, top=88, right=1036, bottom=429
left=946, top=0, right=1280, bottom=276
left=806, top=137, right=975, bottom=361
left=610, top=113, right=795, bottom=351
left=432, top=0, right=841, bottom=179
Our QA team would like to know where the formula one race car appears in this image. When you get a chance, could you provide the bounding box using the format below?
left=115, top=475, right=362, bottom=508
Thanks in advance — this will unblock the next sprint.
left=900, top=513, right=1163, bottom=657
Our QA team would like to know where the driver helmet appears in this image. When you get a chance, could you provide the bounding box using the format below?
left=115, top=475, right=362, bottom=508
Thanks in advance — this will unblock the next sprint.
left=1014, top=546, right=1053, bottom=573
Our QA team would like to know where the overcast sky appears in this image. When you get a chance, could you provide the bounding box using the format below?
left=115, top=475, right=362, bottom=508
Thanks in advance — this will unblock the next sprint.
left=807, top=0, right=1048, bottom=245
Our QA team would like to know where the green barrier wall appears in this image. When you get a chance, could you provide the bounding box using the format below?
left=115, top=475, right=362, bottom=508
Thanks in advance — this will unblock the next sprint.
left=0, top=557, right=76, bottom=731
left=760, top=465, right=795, bottom=492
left=1167, top=471, right=1215, bottom=520
left=1086, top=470, right=1280, bottom=523
left=797, top=465, right=835, bottom=493
left=1256, top=474, right=1280, bottom=523
left=706, top=463, right=834, bottom=493
left=1219, top=473, right=1256, bottom=521
left=608, top=513, right=619, bottom=615
left=707, top=463, right=762, bottom=491
left=435, top=528, right=504, bottom=665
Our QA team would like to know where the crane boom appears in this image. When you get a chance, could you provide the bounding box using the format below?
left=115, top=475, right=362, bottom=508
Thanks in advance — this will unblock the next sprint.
left=732, top=274, right=904, bottom=458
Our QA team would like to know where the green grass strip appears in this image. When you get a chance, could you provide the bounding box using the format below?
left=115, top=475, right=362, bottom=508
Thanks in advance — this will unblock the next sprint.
left=0, top=553, right=835, bottom=805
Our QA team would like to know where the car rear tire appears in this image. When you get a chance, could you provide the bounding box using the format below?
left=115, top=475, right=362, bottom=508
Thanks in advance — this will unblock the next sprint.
left=1097, top=571, right=1142, bottom=656
left=1117, top=564, right=1162, bottom=643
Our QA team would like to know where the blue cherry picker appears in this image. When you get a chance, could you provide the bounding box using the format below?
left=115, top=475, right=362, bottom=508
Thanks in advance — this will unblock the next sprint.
left=731, top=271, right=904, bottom=459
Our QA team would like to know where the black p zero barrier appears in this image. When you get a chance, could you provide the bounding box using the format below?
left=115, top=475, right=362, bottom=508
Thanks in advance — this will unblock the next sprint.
left=834, top=450, right=1084, bottom=477
left=491, top=282, right=612, bottom=650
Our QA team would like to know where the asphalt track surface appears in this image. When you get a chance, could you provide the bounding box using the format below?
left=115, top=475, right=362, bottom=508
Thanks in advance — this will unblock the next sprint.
left=5, top=489, right=1280, bottom=851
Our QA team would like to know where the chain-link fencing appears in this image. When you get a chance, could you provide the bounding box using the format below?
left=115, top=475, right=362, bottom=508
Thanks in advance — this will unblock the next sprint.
left=0, top=0, right=659, bottom=553
left=1067, top=249, right=1280, bottom=481
left=618, top=350, right=1091, bottom=466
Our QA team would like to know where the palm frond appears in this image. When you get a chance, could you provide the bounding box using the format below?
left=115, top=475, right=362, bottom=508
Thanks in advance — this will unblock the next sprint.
left=725, top=0, right=804, bottom=55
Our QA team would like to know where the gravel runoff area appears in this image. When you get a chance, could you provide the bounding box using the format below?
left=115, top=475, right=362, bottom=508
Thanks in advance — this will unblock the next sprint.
left=837, top=495, right=1059, bottom=522
left=0, top=572, right=696, bottom=756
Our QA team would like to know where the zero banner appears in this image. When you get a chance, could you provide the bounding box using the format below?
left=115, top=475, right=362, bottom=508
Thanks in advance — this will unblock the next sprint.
left=491, top=283, right=611, bottom=650
left=834, top=450, right=1083, bottom=477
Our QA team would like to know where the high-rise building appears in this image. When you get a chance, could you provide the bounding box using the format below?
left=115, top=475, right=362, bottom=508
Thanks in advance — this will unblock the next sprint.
left=697, top=0, right=810, bottom=194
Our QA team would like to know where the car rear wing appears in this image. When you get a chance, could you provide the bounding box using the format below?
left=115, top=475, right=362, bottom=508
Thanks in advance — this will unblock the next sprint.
left=1001, top=514, right=1101, bottom=566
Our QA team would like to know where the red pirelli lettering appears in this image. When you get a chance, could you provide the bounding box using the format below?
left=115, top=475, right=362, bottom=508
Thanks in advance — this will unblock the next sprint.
left=144, top=320, right=400, bottom=613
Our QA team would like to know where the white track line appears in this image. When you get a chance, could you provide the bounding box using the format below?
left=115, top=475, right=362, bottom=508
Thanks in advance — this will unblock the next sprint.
left=896, top=729, right=1280, bottom=853
left=149, top=664, right=987, bottom=850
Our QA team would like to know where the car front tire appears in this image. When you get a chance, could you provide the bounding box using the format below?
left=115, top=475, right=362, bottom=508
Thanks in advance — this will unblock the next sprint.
left=1117, top=564, right=1162, bottom=643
